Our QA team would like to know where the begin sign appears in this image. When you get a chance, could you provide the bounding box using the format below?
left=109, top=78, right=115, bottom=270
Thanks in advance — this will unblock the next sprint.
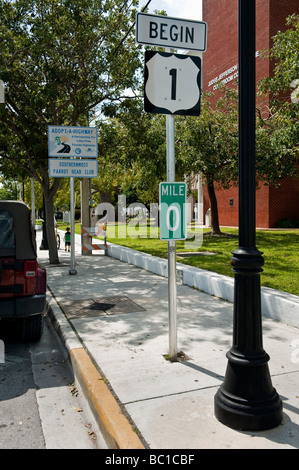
left=136, top=13, right=207, bottom=52
left=159, top=182, right=187, bottom=240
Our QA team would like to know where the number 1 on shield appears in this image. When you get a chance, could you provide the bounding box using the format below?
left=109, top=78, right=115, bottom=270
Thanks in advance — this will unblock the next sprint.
left=169, top=69, right=177, bottom=101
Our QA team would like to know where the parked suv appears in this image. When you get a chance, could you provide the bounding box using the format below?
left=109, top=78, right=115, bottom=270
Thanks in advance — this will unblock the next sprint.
left=0, top=201, right=47, bottom=341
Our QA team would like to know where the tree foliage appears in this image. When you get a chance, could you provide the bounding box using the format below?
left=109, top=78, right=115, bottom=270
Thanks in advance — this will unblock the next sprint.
left=258, top=13, right=299, bottom=182
left=176, top=90, right=239, bottom=234
left=96, top=98, right=171, bottom=207
left=0, top=0, right=142, bottom=262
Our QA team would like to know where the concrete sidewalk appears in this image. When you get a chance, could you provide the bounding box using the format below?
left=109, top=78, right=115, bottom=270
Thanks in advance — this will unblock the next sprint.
left=37, top=230, right=299, bottom=449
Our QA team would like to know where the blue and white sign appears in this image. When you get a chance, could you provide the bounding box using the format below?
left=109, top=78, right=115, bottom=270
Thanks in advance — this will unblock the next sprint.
left=49, top=159, right=98, bottom=178
left=48, top=126, right=98, bottom=158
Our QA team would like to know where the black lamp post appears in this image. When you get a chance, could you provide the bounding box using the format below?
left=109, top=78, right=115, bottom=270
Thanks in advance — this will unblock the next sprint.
left=214, top=0, right=283, bottom=430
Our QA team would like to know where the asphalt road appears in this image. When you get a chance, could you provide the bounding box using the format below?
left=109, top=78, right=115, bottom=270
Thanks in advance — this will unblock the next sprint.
left=0, top=314, right=107, bottom=449
left=57, top=143, right=71, bottom=153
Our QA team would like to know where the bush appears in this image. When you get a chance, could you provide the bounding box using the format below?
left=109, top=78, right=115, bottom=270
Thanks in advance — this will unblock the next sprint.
left=275, top=219, right=299, bottom=228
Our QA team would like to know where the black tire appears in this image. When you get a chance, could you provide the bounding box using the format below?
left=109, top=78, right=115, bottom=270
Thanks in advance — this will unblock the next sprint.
left=21, top=312, right=44, bottom=342
left=57, top=233, right=60, bottom=249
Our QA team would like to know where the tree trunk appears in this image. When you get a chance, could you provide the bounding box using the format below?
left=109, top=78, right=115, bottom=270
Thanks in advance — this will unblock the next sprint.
left=40, top=168, right=61, bottom=264
left=44, top=192, right=58, bottom=264
left=207, top=179, right=222, bottom=235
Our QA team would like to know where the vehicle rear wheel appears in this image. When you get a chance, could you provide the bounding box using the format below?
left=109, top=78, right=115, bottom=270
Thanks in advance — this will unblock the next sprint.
left=57, top=233, right=60, bottom=249
left=21, top=312, right=44, bottom=342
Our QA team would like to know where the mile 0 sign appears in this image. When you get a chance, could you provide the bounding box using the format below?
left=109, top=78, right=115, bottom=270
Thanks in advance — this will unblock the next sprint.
left=144, top=51, right=201, bottom=116
left=159, top=182, right=187, bottom=241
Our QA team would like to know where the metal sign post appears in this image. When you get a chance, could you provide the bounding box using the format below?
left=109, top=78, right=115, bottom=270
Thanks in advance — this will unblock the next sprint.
left=166, top=114, right=177, bottom=361
left=137, top=12, right=206, bottom=362
left=158, top=121, right=187, bottom=361
left=69, top=173, right=77, bottom=275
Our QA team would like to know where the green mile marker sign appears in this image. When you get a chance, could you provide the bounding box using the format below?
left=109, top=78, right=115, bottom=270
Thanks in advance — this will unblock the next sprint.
left=159, top=182, right=187, bottom=241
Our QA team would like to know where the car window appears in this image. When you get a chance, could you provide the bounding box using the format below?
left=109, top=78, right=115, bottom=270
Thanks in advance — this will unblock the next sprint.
left=0, top=210, right=15, bottom=255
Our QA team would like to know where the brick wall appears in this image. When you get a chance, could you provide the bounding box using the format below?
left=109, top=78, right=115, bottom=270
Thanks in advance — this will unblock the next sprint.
left=201, top=0, right=299, bottom=228
left=269, top=173, right=299, bottom=227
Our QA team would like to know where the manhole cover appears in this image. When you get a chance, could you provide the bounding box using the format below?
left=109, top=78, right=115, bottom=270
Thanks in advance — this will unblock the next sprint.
left=60, top=296, right=145, bottom=319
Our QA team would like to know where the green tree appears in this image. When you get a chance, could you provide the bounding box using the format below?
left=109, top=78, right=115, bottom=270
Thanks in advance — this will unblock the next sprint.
left=260, top=14, right=299, bottom=103
left=96, top=99, right=171, bottom=208
left=0, top=0, right=142, bottom=263
left=177, top=91, right=239, bottom=235
left=258, top=13, right=299, bottom=183
left=0, top=175, right=19, bottom=199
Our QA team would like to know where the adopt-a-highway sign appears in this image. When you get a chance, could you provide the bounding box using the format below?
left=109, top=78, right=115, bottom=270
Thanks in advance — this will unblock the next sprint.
left=159, top=182, right=187, bottom=240
left=48, top=125, right=98, bottom=158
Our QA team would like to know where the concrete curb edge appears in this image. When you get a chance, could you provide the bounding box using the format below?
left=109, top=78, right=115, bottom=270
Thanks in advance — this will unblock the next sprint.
left=70, top=348, right=145, bottom=449
left=46, top=291, right=145, bottom=449
left=106, top=242, right=299, bottom=329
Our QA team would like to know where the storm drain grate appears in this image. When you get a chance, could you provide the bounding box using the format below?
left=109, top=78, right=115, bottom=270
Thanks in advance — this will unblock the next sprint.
left=60, top=295, right=146, bottom=319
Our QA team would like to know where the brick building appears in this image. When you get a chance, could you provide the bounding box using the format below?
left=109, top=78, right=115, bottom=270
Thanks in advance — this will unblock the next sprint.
left=199, top=0, right=299, bottom=228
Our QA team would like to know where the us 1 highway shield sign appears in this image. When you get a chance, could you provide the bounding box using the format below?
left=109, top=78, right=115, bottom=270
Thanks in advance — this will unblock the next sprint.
left=144, top=51, right=201, bottom=116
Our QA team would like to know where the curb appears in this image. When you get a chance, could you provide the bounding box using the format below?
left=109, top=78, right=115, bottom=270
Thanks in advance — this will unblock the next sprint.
left=106, top=242, right=299, bottom=329
left=70, top=348, right=145, bottom=449
left=45, top=238, right=298, bottom=449
left=47, top=292, right=145, bottom=449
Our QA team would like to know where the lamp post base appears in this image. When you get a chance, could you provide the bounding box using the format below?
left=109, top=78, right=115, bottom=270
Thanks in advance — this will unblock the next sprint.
left=214, top=353, right=283, bottom=431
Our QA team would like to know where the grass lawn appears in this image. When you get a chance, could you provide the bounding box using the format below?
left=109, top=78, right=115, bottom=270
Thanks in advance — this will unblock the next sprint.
left=59, top=222, right=298, bottom=296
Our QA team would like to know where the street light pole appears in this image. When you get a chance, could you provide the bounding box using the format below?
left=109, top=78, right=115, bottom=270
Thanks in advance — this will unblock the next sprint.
left=214, top=0, right=283, bottom=430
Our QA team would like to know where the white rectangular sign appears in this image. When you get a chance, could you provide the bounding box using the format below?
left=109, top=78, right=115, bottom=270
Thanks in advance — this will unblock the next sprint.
left=49, top=159, right=98, bottom=178
left=136, top=13, right=207, bottom=52
left=48, top=125, right=98, bottom=158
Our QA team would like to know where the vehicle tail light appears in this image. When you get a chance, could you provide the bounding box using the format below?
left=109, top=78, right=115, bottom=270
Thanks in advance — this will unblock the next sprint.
left=24, top=261, right=38, bottom=278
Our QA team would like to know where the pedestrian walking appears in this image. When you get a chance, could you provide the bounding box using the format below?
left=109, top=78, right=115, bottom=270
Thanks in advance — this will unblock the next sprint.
left=63, top=227, right=71, bottom=252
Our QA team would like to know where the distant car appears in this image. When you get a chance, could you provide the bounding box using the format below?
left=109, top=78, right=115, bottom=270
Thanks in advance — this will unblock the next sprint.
left=0, top=201, right=47, bottom=341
